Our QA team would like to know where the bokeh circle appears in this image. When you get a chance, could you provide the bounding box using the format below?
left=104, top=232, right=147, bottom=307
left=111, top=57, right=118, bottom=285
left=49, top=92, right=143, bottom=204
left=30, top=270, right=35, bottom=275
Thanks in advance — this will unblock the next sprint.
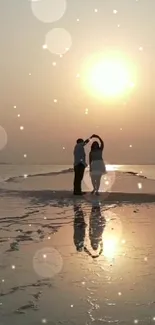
left=84, top=162, right=116, bottom=193
left=31, top=0, right=67, bottom=23
left=0, top=126, right=7, bottom=151
left=33, top=247, right=63, bottom=278
left=45, top=28, right=72, bottom=55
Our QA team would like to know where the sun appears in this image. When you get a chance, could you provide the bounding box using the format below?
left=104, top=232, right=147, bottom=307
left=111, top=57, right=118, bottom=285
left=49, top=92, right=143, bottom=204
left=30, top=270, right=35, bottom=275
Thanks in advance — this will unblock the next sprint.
left=90, top=59, right=132, bottom=96
left=82, top=53, right=136, bottom=99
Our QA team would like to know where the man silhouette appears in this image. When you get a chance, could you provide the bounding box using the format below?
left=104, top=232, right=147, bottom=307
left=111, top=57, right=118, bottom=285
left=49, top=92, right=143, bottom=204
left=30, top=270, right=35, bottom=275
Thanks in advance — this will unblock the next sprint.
left=73, top=204, right=86, bottom=251
left=73, top=136, right=92, bottom=195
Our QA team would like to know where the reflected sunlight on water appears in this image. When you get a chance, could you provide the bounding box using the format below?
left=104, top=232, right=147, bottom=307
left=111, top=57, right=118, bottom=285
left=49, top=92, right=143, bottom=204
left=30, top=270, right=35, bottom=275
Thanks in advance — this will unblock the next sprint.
left=106, top=164, right=121, bottom=171
left=103, top=237, right=119, bottom=259
left=102, top=210, right=123, bottom=260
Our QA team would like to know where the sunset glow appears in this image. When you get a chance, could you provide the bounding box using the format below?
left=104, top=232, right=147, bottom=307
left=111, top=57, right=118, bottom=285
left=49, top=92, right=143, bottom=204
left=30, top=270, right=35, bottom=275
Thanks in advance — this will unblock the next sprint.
left=82, top=53, right=136, bottom=99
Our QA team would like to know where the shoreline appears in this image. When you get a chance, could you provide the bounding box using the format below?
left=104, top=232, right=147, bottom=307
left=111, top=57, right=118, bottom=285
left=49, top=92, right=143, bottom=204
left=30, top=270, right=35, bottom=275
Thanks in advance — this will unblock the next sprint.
left=0, top=189, right=155, bottom=204
left=3, top=168, right=155, bottom=184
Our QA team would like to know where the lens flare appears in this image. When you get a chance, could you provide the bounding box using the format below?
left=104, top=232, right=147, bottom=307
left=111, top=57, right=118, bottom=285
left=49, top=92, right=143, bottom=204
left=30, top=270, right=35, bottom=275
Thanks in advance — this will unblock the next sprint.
left=45, top=28, right=72, bottom=55
left=31, top=0, right=67, bottom=23
left=0, top=126, right=7, bottom=151
left=84, top=163, right=116, bottom=194
left=33, top=247, right=63, bottom=278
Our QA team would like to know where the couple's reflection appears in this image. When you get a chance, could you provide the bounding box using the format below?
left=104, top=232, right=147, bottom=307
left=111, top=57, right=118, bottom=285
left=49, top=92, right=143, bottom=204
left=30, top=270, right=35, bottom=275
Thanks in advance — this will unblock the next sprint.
left=73, top=204, right=86, bottom=252
left=73, top=201, right=106, bottom=258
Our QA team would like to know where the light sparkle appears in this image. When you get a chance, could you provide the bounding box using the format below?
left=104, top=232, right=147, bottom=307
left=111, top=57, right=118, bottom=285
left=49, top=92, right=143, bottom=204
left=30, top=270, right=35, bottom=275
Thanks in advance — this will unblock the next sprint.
left=138, top=182, right=142, bottom=189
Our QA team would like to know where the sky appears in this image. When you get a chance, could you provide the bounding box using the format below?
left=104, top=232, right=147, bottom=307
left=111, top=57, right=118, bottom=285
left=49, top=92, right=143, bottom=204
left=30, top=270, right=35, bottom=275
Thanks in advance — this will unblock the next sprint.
left=0, top=0, right=155, bottom=164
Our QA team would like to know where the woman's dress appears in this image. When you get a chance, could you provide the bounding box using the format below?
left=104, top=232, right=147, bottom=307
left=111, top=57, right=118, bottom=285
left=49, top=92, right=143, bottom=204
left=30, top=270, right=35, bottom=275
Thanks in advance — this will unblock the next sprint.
left=89, top=149, right=106, bottom=176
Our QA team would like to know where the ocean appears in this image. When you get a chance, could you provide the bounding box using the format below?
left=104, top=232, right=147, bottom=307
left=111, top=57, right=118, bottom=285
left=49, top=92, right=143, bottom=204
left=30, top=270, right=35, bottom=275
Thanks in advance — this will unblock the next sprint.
left=0, top=164, right=155, bottom=183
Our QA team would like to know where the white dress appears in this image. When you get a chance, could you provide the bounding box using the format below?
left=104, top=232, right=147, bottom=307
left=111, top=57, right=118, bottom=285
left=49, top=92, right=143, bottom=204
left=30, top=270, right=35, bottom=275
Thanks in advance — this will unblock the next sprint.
left=89, top=149, right=106, bottom=176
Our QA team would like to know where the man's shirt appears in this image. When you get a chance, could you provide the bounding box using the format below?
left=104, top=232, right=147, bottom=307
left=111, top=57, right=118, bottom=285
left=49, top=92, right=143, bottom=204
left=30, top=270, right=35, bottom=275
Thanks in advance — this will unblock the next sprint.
left=74, top=142, right=87, bottom=167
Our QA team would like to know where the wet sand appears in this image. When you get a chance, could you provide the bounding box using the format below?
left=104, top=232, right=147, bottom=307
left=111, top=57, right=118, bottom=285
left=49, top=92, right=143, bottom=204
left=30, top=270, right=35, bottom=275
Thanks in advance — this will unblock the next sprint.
left=0, top=172, right=155, bottom=324
left=0, top=197, right=155, bottom=324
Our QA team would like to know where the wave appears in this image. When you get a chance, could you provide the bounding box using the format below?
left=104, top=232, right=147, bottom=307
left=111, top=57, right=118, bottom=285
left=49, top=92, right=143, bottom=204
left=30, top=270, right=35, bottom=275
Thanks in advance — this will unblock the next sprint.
left=5, top=167, right=74, bottom=183
left=126, top=171, right=147, bottom=179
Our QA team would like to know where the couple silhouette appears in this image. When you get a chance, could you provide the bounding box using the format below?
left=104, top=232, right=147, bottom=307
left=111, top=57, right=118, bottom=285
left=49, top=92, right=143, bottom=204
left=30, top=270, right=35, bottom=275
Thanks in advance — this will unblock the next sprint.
left=73, top=202, right=106, bottom=258
left=73, top=134, right=106, bottom=196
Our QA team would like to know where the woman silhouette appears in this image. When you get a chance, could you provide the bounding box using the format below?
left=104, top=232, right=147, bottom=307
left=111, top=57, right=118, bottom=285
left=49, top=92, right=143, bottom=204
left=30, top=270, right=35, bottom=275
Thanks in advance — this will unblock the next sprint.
left=89, top=202, right=106, bottom=253
left=89, top=134, right=106, bottom=195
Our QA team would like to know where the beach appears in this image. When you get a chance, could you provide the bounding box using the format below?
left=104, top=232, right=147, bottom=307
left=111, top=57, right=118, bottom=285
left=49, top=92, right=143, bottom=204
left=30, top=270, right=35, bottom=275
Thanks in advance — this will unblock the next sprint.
left=2, top=0, right=155, bottom=324
left=0, top=165, right=155, bottom=324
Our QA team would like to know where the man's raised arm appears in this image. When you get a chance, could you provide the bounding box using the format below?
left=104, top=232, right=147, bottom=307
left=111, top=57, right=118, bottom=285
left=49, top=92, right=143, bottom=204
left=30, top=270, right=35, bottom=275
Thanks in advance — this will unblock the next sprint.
left=83, top=136, right=93, bottom=146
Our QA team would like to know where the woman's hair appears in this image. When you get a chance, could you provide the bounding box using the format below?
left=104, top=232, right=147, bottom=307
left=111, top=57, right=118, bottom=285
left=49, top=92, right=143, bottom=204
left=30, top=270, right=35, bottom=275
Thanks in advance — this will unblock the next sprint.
left=91, top=141, right=100, bottom=151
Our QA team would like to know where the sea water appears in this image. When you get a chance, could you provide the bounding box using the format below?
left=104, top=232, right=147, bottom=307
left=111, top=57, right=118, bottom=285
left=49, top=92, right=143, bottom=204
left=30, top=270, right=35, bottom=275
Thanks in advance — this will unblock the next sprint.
left=0, top=164, right=155, bottom=183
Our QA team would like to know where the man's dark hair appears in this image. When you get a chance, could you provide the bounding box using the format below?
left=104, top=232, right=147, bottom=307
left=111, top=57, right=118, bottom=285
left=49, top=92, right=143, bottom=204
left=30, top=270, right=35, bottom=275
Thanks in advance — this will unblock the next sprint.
left=76, top=138, right=84, bottom=144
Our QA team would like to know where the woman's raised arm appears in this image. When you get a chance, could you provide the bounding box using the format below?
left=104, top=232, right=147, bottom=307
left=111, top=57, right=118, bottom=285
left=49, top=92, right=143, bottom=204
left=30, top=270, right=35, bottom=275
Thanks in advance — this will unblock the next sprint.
left=92, top=134, right=104, bottom=150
